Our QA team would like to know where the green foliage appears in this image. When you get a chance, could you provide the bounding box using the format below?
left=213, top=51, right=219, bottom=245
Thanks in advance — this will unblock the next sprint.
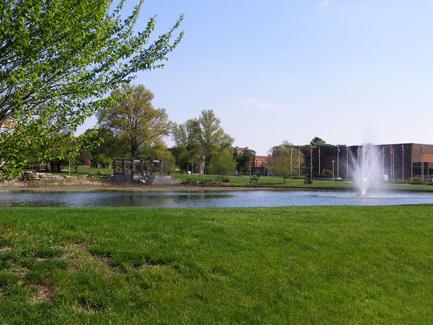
left=43, top=130, right=101, bottom=172
left=208, top=149, right=236, bottom=180
left=172, top=119, right=202, bottom=171
left=172, top=110, right=233, bottom=172
left=98, top=85, right=170, bottom=158
left=409, top=177, right=423, bottom=185
left=310, top=137, right=326, bottom=147
left=320, top=169, right=333, bottom=177
left=199, top=110, right=233, bottom=162
left=269, top=142, right=304, bottom=181
left=83, top=128, right=126, bottom=168
left=154, top=146, right=176, bottom=174
left=0, top=1, right=183, bottom=178
left=233, top=149, right=254, bottom=175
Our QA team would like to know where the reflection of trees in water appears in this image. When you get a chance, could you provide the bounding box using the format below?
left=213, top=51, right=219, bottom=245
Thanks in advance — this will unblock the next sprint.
left=4, top=191, right=433, bottom=208
left=100, top=192, right=233, bottom=207
left=0, top=200, right=67, bottom=207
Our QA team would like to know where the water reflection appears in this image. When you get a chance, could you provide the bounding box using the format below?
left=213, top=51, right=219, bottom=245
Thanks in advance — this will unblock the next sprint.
left=1, top=190, right=433, bottom=208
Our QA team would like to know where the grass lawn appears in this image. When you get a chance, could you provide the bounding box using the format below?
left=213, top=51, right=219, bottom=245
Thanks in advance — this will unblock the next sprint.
left=1, top=206, right=433, bottom=323
left=59, top=166, right=113, bottom=176
left=173, top=173, right=433, bottom=192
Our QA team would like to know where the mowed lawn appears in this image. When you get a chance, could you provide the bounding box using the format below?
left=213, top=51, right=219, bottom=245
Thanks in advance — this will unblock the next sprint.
left=1, top=207, right=433, bottom=323
left=173, top=174, right=433, bottom=192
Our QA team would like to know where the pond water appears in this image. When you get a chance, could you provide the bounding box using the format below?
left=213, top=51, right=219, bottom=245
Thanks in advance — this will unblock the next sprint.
left=1, top=190, right=433, bottom=207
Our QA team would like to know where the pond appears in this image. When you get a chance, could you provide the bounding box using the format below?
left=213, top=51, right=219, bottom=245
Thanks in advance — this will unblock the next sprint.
left=1, top=190, right=433, bottom=207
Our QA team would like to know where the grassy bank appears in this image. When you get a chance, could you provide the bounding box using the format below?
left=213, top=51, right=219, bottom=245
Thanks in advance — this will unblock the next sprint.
left=1, top=206, right=433, bottom=323
left=59, top=166, right=113, bottom=176
left=173, top=174, right=433, bottom=192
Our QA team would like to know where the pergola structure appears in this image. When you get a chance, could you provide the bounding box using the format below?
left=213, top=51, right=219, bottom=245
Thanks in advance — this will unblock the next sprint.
left=112, top=159, right=164, bottom=184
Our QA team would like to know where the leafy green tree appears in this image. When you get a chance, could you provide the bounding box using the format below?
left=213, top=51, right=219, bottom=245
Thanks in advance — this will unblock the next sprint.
left=48, top=130, right=101, bottom=172
left=98, top=85, right=170, bottom=158
left=171, top=110, right=233, bottom=174
left=154, top=146, right=176, bottom=175
left=268, top=150, right=291, bottom=182
left=172, top=119, right=202, bottom=172
left=310, top=137, right=326, bottom=147
left=81, top=128, right=125, bottom=168
left=198, top=110, right=233, bottom=164
left=269, top=142, right=304, bottom=182
left=208, top=149, right=236, bottom=181
left=0, top=0, right=183, bottom=178
left=234, top=149, right=255, bottom=175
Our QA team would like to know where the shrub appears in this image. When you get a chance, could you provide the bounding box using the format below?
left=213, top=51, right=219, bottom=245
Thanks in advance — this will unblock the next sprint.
left=320, top=169, right=333, bottom=177
left=409, top=178, right=422, bottom=185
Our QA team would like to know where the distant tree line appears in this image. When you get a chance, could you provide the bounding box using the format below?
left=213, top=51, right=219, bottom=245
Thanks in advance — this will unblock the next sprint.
left=65, top=85, right=239, bottom=177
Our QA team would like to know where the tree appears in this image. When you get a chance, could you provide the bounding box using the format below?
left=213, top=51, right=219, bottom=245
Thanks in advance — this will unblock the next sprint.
left=82, top=128, right=126, bottom=168
left=233, top=149, right=255, bottom=175
left=310, top=137, right=326, bottom=147
left=269, top=141, right=304, bottom=182
left=198, top=110, right=233, bottom=163
left=268, top=148, right=291, bottom=182
left=171, top=110, right=233, bottom=174
left=0, top=1, right=183, bottom=178
left=208, top=149, right=236, bottom=181
left=154, top=146, right=176, bottom=175
left=40, top=130, right=100, bottom=173
left=68, top=131, right=103, bottom=173
left=172, top=119, right=202, bottom=172
left=98, top=85, right=170, bottom=159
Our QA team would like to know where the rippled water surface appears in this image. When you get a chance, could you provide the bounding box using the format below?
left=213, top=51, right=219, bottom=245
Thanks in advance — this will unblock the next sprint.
left=1, top=190, right=433, bottom=207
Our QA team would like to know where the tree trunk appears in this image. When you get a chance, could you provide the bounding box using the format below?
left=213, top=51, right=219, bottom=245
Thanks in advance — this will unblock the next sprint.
left=131, top=140, right=139, bottom=159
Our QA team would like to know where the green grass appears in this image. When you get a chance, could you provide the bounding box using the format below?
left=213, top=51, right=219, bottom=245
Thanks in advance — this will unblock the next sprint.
left=31, top=167, right=433, bottom=192
left=173, top=173, right=348, bottom=187
left=173, top=174, right=433, bottom=192
left=59, top=166, right=113, bottom=176
left=1, top=206, right=433, bottom=323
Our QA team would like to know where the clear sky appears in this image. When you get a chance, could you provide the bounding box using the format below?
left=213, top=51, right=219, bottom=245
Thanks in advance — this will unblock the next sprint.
left=78, top=0, right=433, bottom=155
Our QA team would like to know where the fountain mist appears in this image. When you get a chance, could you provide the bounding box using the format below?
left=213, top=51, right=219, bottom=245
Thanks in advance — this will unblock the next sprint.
left=350, top=144, right=383, bottom=196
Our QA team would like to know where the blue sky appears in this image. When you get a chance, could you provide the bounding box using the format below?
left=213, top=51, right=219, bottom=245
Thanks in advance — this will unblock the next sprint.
left=79, top=0, right=433, bottom=154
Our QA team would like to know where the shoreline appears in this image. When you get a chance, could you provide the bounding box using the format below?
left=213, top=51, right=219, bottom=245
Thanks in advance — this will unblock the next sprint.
left=1, top=183, right=433, bottom=194
left=0, top=183, right=338, bottom=193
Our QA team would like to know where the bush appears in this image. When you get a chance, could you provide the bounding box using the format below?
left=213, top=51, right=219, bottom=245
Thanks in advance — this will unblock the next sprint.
left=180, top=176, right=218, bottom=185
left=409, top=178, right=423, bottom=185
left=320, top=169, right=333, bottom=177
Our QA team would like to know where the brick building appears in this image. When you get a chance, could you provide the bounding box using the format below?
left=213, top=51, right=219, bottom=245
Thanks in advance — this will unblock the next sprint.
left=252, top=155, right=271, bottom=176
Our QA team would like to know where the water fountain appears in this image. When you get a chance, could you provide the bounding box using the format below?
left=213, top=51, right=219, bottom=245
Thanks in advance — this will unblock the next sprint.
left=350, top=143, right=383, bottom=196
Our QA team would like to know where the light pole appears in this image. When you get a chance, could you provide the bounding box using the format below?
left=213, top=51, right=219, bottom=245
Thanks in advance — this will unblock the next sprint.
left=346, top=146, right=349, bottom=182
left=318, top=147, right=321, bottom=176
left=402, top=145, right=405, bottom=181
left=389, top=146, right=393, bottom=181
left=310, top=145, right=313, bottom=179
left=392, top=146, right=395, bottom=181
left=410, top=144, right=413, bottom=180
left=421, top=145, right=424, bottom=181
left=290, top=146, right=293, bottom=177
left=332, top=160, right=335, bottom=181
left=336, top=146, right=340, bottom=178
left=298, top=146, right=301, bottom=177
